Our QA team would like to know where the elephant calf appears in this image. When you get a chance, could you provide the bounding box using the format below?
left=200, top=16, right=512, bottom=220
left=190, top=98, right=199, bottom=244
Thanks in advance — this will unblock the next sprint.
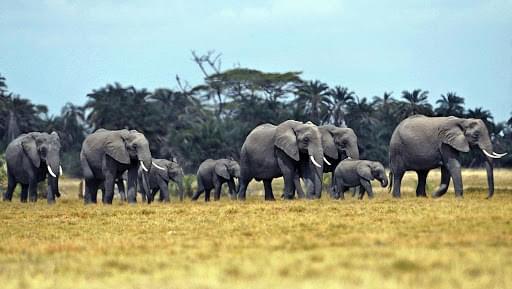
left=333, top=159, right=388, bottom=199
left=192, top=159, right=240, bottom=202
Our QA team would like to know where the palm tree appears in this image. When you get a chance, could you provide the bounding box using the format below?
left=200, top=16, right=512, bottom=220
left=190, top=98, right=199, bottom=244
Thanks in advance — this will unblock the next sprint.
left=400, top=89, right=433, bottom=118
left=294, top=80, right=332, bottom=124
left=0, top=73, right=7, bottom=95
left=435, top=92, right=465, bottom=117
left=328, top=86, right=355, bottom=126
left=466, top=107, right=495, bottom=132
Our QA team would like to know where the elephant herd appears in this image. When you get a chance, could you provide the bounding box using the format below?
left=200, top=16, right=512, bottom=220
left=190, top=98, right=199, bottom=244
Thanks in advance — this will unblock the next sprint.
left=2, top=115, right=507, bottom=204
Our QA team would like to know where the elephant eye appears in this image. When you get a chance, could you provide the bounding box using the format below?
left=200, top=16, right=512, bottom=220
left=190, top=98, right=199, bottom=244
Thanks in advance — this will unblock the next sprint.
left=303, top=137, right=309, bottom=142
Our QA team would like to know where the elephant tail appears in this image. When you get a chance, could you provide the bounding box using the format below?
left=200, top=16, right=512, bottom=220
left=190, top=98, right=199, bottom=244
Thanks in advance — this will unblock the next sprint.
left=388, top=171, right=393, bottom=193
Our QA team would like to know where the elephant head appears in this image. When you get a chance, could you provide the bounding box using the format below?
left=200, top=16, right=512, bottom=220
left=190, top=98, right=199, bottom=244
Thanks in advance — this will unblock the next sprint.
left=440, top=117, right=507, bottom=198
left=152, top=159, right=185, bottom=200
left=275, top=120, right=324, bottom=198
left=320, top=125, right=359, bottom=163
left=358, top=161, right=388, bottom=188
left=22, top=132, right=62, bottom=197
left=215, top=159, right=240, bottom=180
left=105, top=129, right=153, bottom=172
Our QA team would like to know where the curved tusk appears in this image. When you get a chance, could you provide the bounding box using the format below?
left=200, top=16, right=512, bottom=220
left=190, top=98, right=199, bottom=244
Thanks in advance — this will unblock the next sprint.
left=323, top=157, right=332, bottom=166
left=482, top=149, right=502, bottom=159
left=140, top=161, right=149, bottom=172
left=492, top=152, right=508, bottom=158
left=152, top=162, right=166, bottom=171
left=47, top=165, right=57, bottom=178
left=310, top=155, right=322, bottom=168
left=59, top=165, right=63, bottom=176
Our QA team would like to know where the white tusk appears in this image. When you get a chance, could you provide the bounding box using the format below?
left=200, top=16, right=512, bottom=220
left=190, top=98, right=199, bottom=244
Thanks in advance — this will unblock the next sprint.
left=59, top=165, right=63, bottom=176
left=323, top=157, right=332, bottom=166
left=47, top=165, right=57, bottom=178
left=492, top=152, right=508, bottom=158
left=152, top=162, right=166, bottom=171
left=482, top=149, right=502, bottom=159
left=140, top=161, right=149, bottom=172
left=310, top=155, right=322, bottom=168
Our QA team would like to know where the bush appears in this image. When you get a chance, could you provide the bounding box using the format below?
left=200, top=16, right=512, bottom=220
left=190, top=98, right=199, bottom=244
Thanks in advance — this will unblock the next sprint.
left=0, top=154, right=6, bottom=191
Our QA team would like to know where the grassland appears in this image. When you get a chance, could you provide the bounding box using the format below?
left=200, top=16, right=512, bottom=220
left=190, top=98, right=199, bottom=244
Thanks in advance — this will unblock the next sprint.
left=0, top=169, right=511, bottom=289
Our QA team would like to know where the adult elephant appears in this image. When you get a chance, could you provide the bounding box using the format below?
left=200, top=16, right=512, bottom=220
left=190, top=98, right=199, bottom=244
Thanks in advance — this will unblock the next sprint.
left=138, top=159, right=184, bottom=203
left=3, top=132, right=62, bottom=203
left=293, top=124, right=359, bottom=199
left=80, top=129, right=155, bottom=204
left=237, top=120, right=324, bottom=201
left=192, top=158, right=240, bottom=202
left=389, top=115, right=507, bottom=198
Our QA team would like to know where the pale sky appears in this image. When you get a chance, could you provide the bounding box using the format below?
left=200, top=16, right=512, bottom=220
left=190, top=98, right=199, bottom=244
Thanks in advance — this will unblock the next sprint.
left=1, top=0, right=511, bottom=121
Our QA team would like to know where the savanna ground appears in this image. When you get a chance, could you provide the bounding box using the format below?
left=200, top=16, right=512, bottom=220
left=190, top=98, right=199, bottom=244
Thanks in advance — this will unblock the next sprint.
left=0, top=169, right=511, bottom=289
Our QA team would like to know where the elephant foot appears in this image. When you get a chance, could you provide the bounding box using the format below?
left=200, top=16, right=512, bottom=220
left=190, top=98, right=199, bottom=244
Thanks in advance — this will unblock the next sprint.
left=455, top=194, right=464, bottom=199
left=416, top=194, right=428, bottom=198
left=47, top=199, right=56, bottom=205
left=282, top=194, right=294, bottom=200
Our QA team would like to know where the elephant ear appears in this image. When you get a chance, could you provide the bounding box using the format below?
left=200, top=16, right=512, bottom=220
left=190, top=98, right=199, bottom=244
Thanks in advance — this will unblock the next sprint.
left=439, top=122, right=470, bottom=152
left=357, top=163, right=374, bottom=182
left=105, top=132, right=130, bottom=164
left=215, top=162, right=230, bottom=180
left=320, top=127, right=338, bottom=159
left=275, top=123, right=300, bottom=161
left=21, top=135, right=40, bottom=168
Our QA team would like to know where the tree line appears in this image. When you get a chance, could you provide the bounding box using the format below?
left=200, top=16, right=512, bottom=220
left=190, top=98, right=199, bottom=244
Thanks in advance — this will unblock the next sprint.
left=1, top=52, right=511, bottom=176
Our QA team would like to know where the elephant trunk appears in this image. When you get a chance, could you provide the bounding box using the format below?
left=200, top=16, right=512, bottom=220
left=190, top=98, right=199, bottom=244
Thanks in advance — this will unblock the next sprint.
left=308, top=146, right=324, bottom=198
left=344, top=146, right=359, bottom=160
left=137, top=144, right=153, bottom=174
left=479, top=138, right=496, bottom=198
left=175, top=174, right=185, bottom=201
left=379, top=175, right=389, bottom=188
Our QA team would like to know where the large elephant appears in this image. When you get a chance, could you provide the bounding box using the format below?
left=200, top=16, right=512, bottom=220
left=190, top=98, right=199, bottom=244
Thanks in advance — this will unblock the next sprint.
left=3, top=132, right=62, bottom=203
left=291, top=124, right=360, bottom=199
left=138, top=158, right=184, bottom=203
left=389, top=115, right=507, bottom=198
left=80, top=129, right=155, bottom=204
left=237, top=120, right=325, bottom=201
left=191, top=159, right=240, bottom=202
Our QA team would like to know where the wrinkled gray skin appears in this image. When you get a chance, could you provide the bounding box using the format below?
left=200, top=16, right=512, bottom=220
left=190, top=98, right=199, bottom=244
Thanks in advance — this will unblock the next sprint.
left=389, top=115, right=506, bottom=198
left=333, top=159, right=388, bottom=200
left=80, top=129, right=153, bottom=204
left=294, top=125, right=360, bottom=198
left=138, top=159, right=184, bottom=203
left=238, top=120, right=324, bottom=201
left=191, top=159, right=240, bottom=202
left=3, top=132, right=62, bottom=204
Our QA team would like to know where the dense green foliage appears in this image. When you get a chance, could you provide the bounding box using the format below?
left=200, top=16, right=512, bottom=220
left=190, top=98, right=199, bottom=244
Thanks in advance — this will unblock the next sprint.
left=1, top=54, right=511, bottom=175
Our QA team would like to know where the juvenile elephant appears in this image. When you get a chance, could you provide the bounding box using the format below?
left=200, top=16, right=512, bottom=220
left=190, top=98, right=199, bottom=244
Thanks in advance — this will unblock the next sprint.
left=80, top=129, right=155, bottom=204
left=3, top=132, right=63, bottom=203
left=389, top=115, right=507, bottom=198
left=333, top=159, right=388, bottom=199
left=138, top=159, right=184, bottom=203
left=238, top=120, right=325, bottom=201
left=191, top=159, right=240, bottom=202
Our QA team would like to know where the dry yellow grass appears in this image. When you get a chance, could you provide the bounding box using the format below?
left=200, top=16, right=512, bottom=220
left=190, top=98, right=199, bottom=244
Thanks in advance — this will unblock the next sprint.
left=0, top=169, right=511, bottom=289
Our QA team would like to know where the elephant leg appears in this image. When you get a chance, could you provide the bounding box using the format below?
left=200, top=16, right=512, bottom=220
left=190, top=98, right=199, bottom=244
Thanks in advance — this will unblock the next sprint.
left=432, top=166, right=451, bottom=198
left=329, top=172, right=336, bottom=199
left=3, top=170, right=17, bottom=202
left=276, top=151, right=296, bottom=200
left=205, top=189, right=211, bottom=202
left=263, top=179, right=275, bottom=201
left=117, top=180, right=126, bottom=202
left=126, top=167, right=138, bottom=203
left=237, top=176, right=252, bottom=201
left=358, top=184, right=367, bottom=200
left=46, top=182, right=55, bottom=204
left=157, top=178, right=170, bottom=203
left=147, top=188, right=158, bottom=204
left=84, top=179, right=99, bottom=204
left=227, top=179, right=237, bottom=200
left=416, top=170, right=429, bottom=197
left=213, top=183, right=222, bottom=201
left=103, top=176, right=115, bottom=204
left=391, top=169, right=405, bottom=198
left=20, top=184, right=28, bottom=203
left=28, top=179, right=38, bottom=202
left=445, top=158, right=463, bottom=198
left=361, top=178, right=374, bottom=199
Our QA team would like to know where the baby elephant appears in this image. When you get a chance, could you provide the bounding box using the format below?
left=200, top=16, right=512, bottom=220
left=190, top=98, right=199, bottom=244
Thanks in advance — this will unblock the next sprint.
left=137, top=158, right=184, bottom=203
left=191, top=159, right=240, bottom=202
left=333, top=159, right=388, bottom=199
